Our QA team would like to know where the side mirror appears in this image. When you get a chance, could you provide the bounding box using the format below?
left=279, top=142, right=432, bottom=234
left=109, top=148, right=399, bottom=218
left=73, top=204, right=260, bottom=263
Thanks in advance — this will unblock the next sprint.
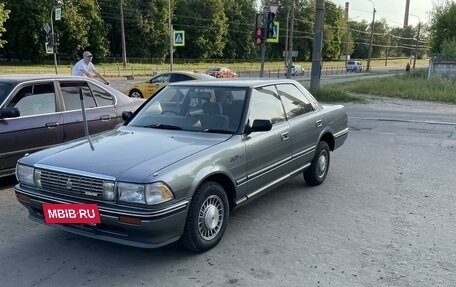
left=246, top=119, right=272, bottom=134
left=0, top=107, right=20, bottom=119
left=122, top=111, right=134, bottom=121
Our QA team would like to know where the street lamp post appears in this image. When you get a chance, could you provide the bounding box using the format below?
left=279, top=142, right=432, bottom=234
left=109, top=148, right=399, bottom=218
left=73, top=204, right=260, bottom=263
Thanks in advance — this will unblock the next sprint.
left=409, top=13, right=421, bottom=69
left=366, top=0, right=375, bottom=72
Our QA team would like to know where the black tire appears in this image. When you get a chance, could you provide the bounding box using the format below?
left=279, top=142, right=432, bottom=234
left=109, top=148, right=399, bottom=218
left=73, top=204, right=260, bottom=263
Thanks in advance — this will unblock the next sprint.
left=181, top=181, right=229, bottom=252
left=129, top=89, right=143, bottom=98
left=304, top=141, right=330, bottom=186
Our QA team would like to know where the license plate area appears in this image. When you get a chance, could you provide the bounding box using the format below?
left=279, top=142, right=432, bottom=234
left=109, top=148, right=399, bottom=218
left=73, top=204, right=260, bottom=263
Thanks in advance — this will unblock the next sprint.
left=42, top=203, right=101, bottom=224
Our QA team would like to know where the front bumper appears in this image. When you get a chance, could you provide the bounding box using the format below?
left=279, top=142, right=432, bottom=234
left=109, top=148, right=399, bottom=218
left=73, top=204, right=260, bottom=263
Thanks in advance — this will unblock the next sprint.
left=15, top=184, right=189, bottom=248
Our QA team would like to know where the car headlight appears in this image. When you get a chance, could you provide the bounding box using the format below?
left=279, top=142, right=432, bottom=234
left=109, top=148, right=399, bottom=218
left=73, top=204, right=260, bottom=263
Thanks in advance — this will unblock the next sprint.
left=117, top=182, right=174, bottom=205
left=16, top=164, right=36, bottom=186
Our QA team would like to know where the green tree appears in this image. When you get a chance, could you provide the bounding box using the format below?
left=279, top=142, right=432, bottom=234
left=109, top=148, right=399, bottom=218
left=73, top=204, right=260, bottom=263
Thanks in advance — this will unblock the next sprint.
left=370, top=19, right=389, bottom=58
left=440, top=38, right=456, bottom=58
left=348, top=20, right=369, bottom=59
left=0, top=2, right=10, bottom=48
left=3, top=0, right=48, bottom=62
left=2, top=0, right=108, bottom=62
left=174, top=0, right=227, bottom=59
left=104, top=0, right=169, bottom=60
left=429, top=1, right=456, bottom=57
left=221, top=0, right=257, bottom=59
left=57, top=0, right=109, bottom=61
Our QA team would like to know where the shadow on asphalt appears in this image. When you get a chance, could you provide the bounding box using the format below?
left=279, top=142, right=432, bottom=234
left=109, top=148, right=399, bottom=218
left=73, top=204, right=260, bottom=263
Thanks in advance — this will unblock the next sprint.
left=0, top=175, right=17, bottom=189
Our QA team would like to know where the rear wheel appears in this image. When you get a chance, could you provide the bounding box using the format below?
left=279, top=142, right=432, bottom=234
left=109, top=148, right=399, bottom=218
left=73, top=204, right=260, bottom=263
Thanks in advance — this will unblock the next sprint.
left=128, top=89, right=143, bottom=98
left=304, top=141, right=330, bottom=186
left=181, top=181, right=229, bottom=252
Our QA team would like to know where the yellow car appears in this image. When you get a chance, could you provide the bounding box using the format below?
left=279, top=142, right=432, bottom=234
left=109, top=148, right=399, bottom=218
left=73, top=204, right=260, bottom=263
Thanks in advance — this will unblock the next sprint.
left=124, top=71, right=215, bottom=99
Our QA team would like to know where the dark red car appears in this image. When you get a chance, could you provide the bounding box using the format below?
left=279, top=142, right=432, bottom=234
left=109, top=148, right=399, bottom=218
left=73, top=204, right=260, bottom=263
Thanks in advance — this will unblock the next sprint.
left=0, top=76, right=144, bottom=178
left=206, top=67, right=237, bottom=78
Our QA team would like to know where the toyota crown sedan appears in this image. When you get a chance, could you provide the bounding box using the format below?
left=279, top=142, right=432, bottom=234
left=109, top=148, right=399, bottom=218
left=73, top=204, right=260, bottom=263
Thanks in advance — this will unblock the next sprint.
left=0, top=76, right=145, bottom=178
left=15, top=79, right=348, bottom=252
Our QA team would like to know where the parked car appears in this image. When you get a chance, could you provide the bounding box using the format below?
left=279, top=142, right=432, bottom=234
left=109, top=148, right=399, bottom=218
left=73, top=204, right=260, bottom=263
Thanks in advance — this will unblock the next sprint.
left=15, top=79, right=348, bottom=252
left=206, top=67, right=237, bottom=78
left=0, top=76, right=144, bottom=178
left=124, top=71, right=214, bottom=99
left=346, top=60, right=363, bottom=72
left=285, top=64, right=305, bottom=76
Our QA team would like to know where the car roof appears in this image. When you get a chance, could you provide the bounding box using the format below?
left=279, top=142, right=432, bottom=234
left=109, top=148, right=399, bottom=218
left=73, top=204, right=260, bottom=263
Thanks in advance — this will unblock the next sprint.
left=169, top=78, right=301, bottom=88
left=154, top=71, right=215, bottom=79
left=0, top=75, right=100, bottom=84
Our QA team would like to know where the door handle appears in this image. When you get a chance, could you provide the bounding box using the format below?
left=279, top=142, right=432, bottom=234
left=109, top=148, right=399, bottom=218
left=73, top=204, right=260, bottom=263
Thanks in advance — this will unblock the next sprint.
left=100, top=115, right=112, bottom=120
left=45, top=122, right=60, bottom=128
left=315, top=120, right=323, bottom=127
left=281, top=132, right=289, bottom=141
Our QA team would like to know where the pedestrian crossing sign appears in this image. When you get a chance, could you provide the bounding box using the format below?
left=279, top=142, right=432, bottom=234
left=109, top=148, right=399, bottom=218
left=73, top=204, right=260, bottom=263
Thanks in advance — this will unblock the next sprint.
left=173, top=30, right=185, bottom=47
left=266, top=22, right=279, bottom=43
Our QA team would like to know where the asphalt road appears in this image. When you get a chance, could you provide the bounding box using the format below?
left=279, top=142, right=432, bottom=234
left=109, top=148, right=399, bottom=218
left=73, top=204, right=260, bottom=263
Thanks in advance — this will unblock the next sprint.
left=1, top=94, right=455, bottom=287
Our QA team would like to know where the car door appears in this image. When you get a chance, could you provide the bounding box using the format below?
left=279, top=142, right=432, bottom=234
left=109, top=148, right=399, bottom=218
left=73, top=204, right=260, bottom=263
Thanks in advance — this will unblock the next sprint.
left=59, top=80, right=117, bottom=141
left=277, top=83, right=323, bottom=169
left=0, top=81, right=63, bottom=173
left=147, top=74, right=170, bottom=97
left=244, top=85, right=292, bottom=196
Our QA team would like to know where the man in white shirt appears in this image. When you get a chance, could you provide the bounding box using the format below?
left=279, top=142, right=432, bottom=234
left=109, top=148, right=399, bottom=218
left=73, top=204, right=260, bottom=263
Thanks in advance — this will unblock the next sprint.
left=71, top=51, right=110, bottom=85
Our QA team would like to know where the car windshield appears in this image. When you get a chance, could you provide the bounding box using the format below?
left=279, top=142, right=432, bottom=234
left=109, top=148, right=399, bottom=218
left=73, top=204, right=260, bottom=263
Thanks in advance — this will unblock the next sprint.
left=0, top=82, right=15, bottom=103
left=128, top=85, right=248, bottom=133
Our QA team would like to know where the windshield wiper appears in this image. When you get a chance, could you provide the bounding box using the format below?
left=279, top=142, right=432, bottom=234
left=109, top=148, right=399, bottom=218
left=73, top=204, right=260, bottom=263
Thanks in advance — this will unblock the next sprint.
left=203, top=129, right=233, bottom=134
left=146, top=124, right=182, bottom=130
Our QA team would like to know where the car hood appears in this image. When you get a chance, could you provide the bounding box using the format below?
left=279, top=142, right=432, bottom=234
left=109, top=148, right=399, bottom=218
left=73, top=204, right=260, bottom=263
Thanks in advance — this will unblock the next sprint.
left=26, top=126, right=231, bottom=182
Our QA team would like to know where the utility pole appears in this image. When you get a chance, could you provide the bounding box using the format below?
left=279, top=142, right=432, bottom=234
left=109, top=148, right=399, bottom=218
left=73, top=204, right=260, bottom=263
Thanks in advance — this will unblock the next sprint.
left=310, top=0, right=324, bottom=90
left=413, top=22, right=420, bottom=69
left=344, top=2, right=349, bottom=69
left=284, top=8, right=289, bottom=69
left=366, top=0, right=376, bottom=72
left=286, top=1, right=295, bottom=79
left=120, top=0, right=127, bottom=68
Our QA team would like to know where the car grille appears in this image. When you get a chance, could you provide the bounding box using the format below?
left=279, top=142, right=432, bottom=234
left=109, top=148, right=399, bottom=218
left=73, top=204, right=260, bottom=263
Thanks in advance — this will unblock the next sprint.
left=40, top=170, right=106, bottom=199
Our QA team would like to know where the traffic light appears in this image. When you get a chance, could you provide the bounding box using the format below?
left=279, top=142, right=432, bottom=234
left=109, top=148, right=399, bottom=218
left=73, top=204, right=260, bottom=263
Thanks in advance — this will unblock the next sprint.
left=266, top=12, right=275, bottom=39
left=54, top=33, right=60, bottom=46
left=255, top=27, right=264, bottom=45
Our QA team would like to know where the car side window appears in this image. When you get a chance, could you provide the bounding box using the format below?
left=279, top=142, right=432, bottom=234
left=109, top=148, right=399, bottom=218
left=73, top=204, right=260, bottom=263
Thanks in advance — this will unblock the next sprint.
left=277, top=84, right=314, bottom=119
left=151, top=74, right=170, bottom=83
left=7, top=83, right=56, bottom=116
left=88, top=83, right=115, bottom=107
left=249, top=86, right=285, bottom=125
left=60, top=82, right=97, bottom=111
left=171, top=74, right=194, bottom=82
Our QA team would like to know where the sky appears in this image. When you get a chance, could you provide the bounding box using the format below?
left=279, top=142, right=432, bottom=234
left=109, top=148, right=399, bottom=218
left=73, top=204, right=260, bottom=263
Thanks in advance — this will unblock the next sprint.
left=332, top=0, right=437, bottom=27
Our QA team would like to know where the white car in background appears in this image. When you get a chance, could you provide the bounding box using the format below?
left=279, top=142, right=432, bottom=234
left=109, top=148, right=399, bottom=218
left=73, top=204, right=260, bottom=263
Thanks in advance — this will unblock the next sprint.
left=346, top=60, right=363, bottom=72
left=285, top=64, right=305, bottom=76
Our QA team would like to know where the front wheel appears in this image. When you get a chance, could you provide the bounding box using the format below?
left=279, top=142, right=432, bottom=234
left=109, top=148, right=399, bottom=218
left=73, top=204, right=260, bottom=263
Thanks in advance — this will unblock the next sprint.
left=181, top=181, right=229, bottom=252
left=304, top=141, right=330, bottom=186
left=128, top=89, right=143, bottom=98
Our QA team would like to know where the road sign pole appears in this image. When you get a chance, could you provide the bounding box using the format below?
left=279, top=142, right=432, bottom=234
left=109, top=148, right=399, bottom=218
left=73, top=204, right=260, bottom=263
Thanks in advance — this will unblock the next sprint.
left=260, top=10, right=267, bottom=77
left=50, top=8, right=58, bottom=75
left=169, top=0, right=173, bottom=72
